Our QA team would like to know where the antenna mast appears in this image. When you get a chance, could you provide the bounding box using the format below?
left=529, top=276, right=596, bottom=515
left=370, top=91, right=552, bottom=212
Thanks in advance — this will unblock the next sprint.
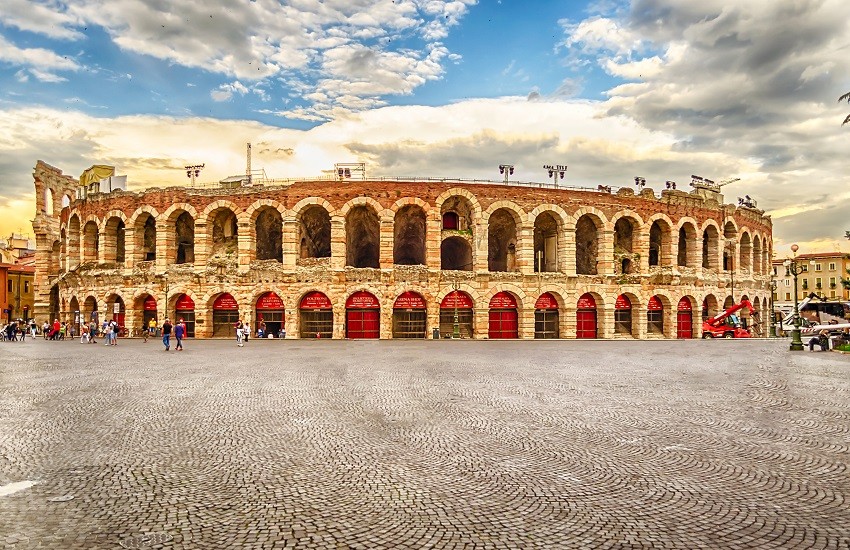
left=246, top=143, right=252, bottom=185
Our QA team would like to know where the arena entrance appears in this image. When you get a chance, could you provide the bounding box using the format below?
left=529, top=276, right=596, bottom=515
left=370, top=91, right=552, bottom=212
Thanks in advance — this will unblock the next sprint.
left=392, top=291, right=427, bottom=339
left=614, top=294, right=633, bottom=336
left=142, top=295, right=158, bottom=330
left=256, top=292, right=284, bottom=338
left=677, top=297, right=693, bottom=339
left=107, top=295, right=126, bottom=333
left=299, top=292, right=333, bottom=339
left=576, top=293, right=597, bottom=339
left=174, top=294, right=195, bottom=337
left=440, top=290, right=473, bottom=338
left=488, top=291, right=518, bottom=339
left=647, top=296, right=663, bottom=336
left=534, top=292, right=559, bottom=339
left=212, top=293, right=238, bottom=337
left=346, top=291, right=380, bottom=339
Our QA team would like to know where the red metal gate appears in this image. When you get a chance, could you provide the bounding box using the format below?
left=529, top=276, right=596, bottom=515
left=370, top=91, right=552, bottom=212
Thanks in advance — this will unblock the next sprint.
left=346, top=291, right=380, bottom=339
left=488, top=292, right=518, bottom=339
left=677, top=297, right=693, bottom=339
left=576, top=293, right=597, bottom=339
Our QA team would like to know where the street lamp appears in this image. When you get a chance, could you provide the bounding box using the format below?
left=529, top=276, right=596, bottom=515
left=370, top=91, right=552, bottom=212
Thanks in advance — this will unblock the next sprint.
left=185, top=164, right=205, bottom=186
left=452, top=277, right=460, bottom=339
left=783, top=244, right=814, bottom=351
left=544, top=164, right=567, bottom=186
left=498, top=164, right=514, bottom=184
left=768, top=279, right=777, bottom=338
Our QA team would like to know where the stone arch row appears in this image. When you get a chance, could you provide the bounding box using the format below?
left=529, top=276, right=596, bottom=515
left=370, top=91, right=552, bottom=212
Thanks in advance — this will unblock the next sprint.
left=60, top=285, right=765, bottom=340
left=54, top=191, right=772, bottom=277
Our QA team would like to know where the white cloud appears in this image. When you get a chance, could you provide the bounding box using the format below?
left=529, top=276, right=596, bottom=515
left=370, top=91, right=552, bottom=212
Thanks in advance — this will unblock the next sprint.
left=0, top=34, right=80, bottom=82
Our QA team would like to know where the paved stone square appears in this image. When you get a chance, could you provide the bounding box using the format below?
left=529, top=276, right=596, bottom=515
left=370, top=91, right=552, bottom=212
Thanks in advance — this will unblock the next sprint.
left=1, top=338, right=848, bottom=549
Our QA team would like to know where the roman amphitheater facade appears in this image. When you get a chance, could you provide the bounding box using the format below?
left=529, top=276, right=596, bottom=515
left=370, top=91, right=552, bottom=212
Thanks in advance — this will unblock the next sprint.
left=31, top=161, right=773, bottom=339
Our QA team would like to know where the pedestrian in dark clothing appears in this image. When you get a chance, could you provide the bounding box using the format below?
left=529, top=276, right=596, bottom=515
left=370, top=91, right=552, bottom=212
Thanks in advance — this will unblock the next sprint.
left=162, top=318, right=173, bottom=351
left=174, top=319, right=185, bottom=351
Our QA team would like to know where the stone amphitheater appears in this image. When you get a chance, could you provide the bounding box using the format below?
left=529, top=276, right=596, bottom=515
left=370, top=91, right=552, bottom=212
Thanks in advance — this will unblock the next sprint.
left=30, top=160, right=772, bottom=339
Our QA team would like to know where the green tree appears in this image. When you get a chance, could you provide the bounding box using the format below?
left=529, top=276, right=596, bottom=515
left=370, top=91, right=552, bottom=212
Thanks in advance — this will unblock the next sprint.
left=842, top=92, right=850, bottom=125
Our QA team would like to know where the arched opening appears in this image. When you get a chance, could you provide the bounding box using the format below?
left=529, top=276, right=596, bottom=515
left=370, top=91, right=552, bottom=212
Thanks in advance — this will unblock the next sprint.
left=723, top=296, right=735, bottom=309
left=69, top=296, right=79, bottom=325
left=105, top=217, right=125, bottom=263
left=209, top=208, right=238, bottom=260
left=533, top=212, right=559, bottom=272
left=392, top=291, right=427, bottom=339
left=68, top=215, right=80, bottom=269
left=137, top=294, right=158, bottom=334
left=739, top=232, right=752, bottom=272
left=174, top=294, right=195, bottom=337
left=393, top=205, right=426, bottom=265
left=440, top=196, right=474, bottom=232
left=62, top=194, right=71, bottom=209
left=702, top=295, right=719, bottom=324
left=299, top=291, right=333, bottom=339
left=255, top=292, right=284, bottom=337
left=614, top=216, right=638, bottom=274
left=345, top=291, right=380, bottom=339
left=84, top=296, right=99, bottom=324
left=677, top=297, right=693, bottom=339
left=50, top=285, right=60, bottom=322
left=346, top=205, right=380, bottom=268
left=487, top=209, right=518, bottom=272
left=440, top=236, right=473, bottom=271
left=211, top=293, right=238, bottom=337
left=135, top=213, right=157, bottom=262
left=614, top=294, right=633, bottom=336
left=49, top=240, right=61, bottom=275
left=752, top=237, right=762, bottom=275
left=534, top=293, right=559, bottom=339
left=488, top=292, right=518, bottom=339
left=440, top=290, right=474, bottom=338
left=299, top=206, right=331, bottom=259
left=702, top=226, right=719, bottom=270
left=647, top=296, right=664, bottom=335
left=106, top=294, right=126, bottom=332
left=678, top=223, right=697, bottom=267
left=255, top=207, right=283, bottom=262
left=175, top=211, right=195, bottom=264
left=649, top=220, right=670, bottom=267
left=576, top=293, right=597, bottom=339
left=575, top=215, right=599, bottom=275
left=59, top=230, right=67, bottom=270
left=82, top=221, right=98, bottom=262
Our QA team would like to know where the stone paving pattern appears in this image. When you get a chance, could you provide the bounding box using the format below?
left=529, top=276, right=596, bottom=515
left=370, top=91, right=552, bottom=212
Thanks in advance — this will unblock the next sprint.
left=1, top=339, right=848, bottom=549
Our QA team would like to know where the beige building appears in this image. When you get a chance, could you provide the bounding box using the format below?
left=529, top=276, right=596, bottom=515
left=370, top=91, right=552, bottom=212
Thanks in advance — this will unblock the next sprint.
left=772, top=252, right=850, bottom=311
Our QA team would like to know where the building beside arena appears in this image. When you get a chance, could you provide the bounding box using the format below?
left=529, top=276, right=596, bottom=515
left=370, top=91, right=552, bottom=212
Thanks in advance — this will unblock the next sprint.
left=31, top=160, right=773, bottom=339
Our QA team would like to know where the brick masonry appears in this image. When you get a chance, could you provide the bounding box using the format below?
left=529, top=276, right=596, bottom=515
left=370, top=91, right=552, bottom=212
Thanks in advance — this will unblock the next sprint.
left=31, top=161, right=773, bottom=339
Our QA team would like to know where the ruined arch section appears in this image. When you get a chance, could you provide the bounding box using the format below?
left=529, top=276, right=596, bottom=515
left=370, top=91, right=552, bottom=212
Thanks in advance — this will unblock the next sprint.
left=32, top=161, right=80, bottom=323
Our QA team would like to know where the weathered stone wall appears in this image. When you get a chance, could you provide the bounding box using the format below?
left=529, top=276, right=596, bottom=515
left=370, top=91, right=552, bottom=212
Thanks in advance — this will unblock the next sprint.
left=37, top=174, right=773, bottom=339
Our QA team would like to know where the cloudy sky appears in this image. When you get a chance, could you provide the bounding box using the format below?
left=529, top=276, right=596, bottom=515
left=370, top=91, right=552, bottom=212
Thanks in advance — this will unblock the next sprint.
left=0, top=0, right=848, bottom=256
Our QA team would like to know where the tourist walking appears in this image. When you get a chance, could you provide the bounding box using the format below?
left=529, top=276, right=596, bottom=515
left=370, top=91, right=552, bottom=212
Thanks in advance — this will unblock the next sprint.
left=174, top=319, right=185, bottom=351
left=235, top=320, right=245, bottom=347
left=162, top=318, right=173, bottom=351
left=80, top=322, right=89, bottom=343
left=88, top=321, right=97, bottom=344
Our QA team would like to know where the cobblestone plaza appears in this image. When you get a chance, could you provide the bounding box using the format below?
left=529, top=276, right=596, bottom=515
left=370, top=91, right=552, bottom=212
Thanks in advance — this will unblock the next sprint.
left=1, top=339, right=848, bottom=549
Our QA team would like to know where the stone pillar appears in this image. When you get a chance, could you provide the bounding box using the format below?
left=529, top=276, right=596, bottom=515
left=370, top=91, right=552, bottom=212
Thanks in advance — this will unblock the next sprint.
left=123, top=226, right=136, bottom=271
left=473, top=222, right=488, bottom=272
left=563, top=228, right=576, bottom=276
left=380, top=217, right=394, bottom=269
left=193, top=221, right=208, bottom=270
left=600, top=305, right=615, bottom=339
left=155, top=221, right=169, bottom=273
left=598, top=230, right=615, bottom=275
left=562, top=304, right=575, bottom=339
left=516, top=223, right=534, bottom=274
left=330, top=216, right=346, bottom=269
left=282, top=217, right=298, bottom=267
left=237, top=221, right=252, bottom=270
left=426, top=216, right=441, bottom=269
left=98, top=227, right=111, bottom=263
left=520, top=306, right=535, bottom=339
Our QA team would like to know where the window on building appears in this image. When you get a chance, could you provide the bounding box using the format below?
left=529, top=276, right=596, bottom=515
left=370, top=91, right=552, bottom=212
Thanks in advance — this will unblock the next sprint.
left=829, top=262, right=836, bottom=271
left=784, top=279, right=790, bottom=287
left=772, top=292, right=778, bottom=301
left=24, top=281, right=29, bottom=293
left=773, top=266, right=778, bottom=276
left=7, top=280, right=11, bottom=292
left=802, top=279, right=808, bottom=290
left=815, top=263, right=822, bottom=272
left=830, top=291, right=836, bottom=298
left=801, top=264, right=808, bottom=272
left=816, top=277, right=822, bottom=289
left=785, top=292, right=791, bottom=301
left=830, top=277, right=836, bottom=288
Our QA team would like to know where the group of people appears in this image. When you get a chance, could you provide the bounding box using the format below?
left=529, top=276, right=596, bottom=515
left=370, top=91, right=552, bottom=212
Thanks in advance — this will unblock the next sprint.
left=808, top=321, right=850, bottom=351
left=159, top=318, right=187, bottom=351
left=3, top=319, right=33, bottom=341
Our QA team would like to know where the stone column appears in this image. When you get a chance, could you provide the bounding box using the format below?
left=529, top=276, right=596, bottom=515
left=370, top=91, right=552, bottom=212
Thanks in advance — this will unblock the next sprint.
left=380, top=217, right=394, bottom=269
left=193, top=221, right=208, bottom=271
left=282, top=217, right=298, bottom=267
left=598, top=230, right=615, bottom=275
left=237, top=221, right=252, bottom=270
left=473, top=222, right=488, bottom=272
left=155, top=221, right=169, bottom=273
left=516, top=223, right=534, bottom=274
left=330, top=216, right=346, bottom=269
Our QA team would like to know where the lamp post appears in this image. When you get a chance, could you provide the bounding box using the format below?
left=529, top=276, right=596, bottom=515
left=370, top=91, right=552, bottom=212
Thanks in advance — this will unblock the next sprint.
left=452, top=277, right=460, bottom=339
left=185, top=164, right=204, bottom=186
left=162, top=273, right=169, bottom=322
left=543, top=164, right=567, bottom=186
left=768, top=279, right=777, bottom=338
left=498, top=164, right=514, bottom=184
left=784, top=244, right=807, bottom=351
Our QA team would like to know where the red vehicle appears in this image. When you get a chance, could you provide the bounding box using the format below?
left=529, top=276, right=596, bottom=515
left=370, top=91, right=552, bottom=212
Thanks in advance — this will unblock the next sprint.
left=702, top=299, right=757, bottom=339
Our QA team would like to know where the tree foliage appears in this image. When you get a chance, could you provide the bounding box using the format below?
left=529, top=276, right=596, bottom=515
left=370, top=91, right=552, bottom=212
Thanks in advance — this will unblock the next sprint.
left=842, top=92, right=850, bottom=126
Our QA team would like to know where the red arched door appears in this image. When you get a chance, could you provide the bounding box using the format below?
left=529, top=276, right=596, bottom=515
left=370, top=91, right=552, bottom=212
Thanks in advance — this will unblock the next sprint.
left=489, top=292, right=518, bottom=339
left=576, top=293, right=597, bottom=339
left=174, top=294, right=195, bottom=337
left=392, top=291, right=427, bottom=339
left=256, top=292, right=284, bottom=337
left=440, top=291, right=473, bottom=338
left=677, top=297, right=693, bottom=339
left=212, top=293, right=238, bottom=337
left=647, top=296, right=663, bottom=335
left=346, top=291, right=380, bottom=339
left=299, top=292, right=333, bottom=338
left=534, top=293, right=559, bottom=339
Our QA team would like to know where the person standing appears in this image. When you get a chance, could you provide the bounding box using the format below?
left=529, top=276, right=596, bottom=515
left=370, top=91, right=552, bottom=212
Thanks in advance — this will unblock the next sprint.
left=235, top=319, right=245, bottom=347
left=148, top=317, right=158, bottom=339
left=174, top=319, right=185, bottom=351
left=162, top=318, right=173, bottom=351
left=88, top=320, right=97, bottom=344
